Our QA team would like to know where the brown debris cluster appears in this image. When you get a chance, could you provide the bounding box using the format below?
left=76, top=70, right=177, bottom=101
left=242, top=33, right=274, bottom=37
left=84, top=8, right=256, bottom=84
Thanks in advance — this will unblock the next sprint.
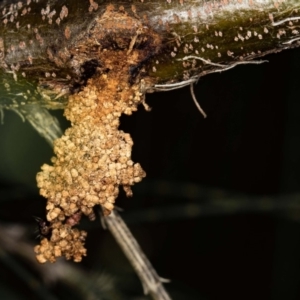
left=35, top=69, right=146, bottom=263
left=35, top=223, right=87, bottom=263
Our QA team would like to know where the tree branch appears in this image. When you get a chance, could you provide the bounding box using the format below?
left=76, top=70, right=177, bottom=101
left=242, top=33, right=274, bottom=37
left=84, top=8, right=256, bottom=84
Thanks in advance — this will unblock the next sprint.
left=0, top=0, right=299, bottom=110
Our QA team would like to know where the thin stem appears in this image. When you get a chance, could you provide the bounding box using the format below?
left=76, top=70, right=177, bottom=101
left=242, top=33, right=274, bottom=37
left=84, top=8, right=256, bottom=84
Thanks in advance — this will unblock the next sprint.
left=154, top=59, right=267, bottom=92
left=272, top=16, right=300, bottom=26
left=103, top=210, right=171, bottom=300
left=283, top=37, right=300, bottom=45
left=190, top=83, right=207, bottom=118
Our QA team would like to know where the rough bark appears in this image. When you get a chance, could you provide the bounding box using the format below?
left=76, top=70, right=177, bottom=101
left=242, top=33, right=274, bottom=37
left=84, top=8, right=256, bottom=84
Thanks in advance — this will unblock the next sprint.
left=0, top=0, right=299, bottom=111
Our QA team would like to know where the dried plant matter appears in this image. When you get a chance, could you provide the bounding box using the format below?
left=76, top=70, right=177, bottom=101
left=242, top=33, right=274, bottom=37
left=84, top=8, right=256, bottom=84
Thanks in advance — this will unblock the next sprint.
left=35, top=40, right=149, bottom=263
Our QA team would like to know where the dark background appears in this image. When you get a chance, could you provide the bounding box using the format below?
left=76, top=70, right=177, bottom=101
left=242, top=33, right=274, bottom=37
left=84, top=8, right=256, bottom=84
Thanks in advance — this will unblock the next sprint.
left=0, top=47, right=300, bottom=299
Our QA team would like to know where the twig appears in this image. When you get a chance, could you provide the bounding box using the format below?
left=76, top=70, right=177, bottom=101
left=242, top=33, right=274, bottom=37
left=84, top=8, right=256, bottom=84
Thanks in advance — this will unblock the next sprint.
left=190, top=83, right=207, bottom=118
left=154, top=77, right=198, bottom=91
left=177, top=55, right=267, bottom=68
left=103, top=210, right=171, bottom=300
left=283, top=37, right=300, bottom=45
left=20, top=104, right=63, bottom=146
left=154, top=58, right=267, bottom=92
left=272, top=16, right=300, bottom=26
left=179, top=55, right=225, bottom=67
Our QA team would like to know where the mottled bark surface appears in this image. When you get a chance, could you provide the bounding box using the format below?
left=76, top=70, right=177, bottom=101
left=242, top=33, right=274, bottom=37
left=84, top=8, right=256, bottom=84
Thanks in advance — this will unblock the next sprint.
left=0, top=0, right=299, bottom=111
